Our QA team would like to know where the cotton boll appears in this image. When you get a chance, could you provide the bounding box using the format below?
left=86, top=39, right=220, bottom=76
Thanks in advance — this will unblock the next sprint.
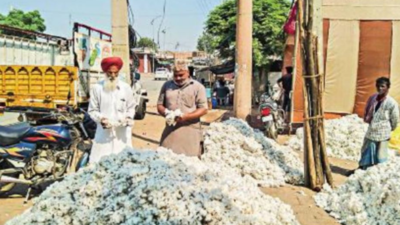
left=7, top=148, right=300, bottom=225
left=315, top=159, right=400, bottom=225
left=203, top=122, right=287, bottom=187
left=165, top=109, right=183, bottom=126
left=287, top=115, right=368, bottom=161
left=208, top=118, right=304, bottom=186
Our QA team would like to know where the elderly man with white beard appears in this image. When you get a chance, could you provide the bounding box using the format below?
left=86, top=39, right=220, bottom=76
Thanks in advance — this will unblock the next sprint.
left=88, top=56, right=136, bottom=163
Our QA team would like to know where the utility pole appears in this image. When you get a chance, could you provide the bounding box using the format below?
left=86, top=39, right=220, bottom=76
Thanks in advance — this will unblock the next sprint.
left=151, top=16, right=161, bottom=74
left=234, top=0, right=253, bottom=120
left=112, top=0, right=131, bottom=84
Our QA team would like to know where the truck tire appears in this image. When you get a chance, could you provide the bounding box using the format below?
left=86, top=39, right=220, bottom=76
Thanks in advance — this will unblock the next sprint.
left=135, top=99, right=146, bottom=120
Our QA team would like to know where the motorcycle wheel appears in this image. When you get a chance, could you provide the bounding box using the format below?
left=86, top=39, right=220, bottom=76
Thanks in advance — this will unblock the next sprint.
left=265, top=122, right=278, bottom=140
left=0, top=162, right=19, bottom=193
left=0, top=173, right=18, bottom=193
left=76, top=152, right=90, bottom=171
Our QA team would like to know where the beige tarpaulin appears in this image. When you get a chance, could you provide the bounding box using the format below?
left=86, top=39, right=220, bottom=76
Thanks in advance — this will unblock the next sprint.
left=390, top=21, right=400, bottom=104
left=322, top=5, right=400, bottom=20
left=322, top=0, right=400, bottom=20
left=323, top=0, right=400, bottom=6
left=324, top=20, right=360, bottom=113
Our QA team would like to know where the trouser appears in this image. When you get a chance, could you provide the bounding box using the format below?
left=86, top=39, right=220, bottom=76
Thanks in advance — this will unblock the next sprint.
left=359, top=138, right=389, bottom=170
left=283, top=93, right=291, bottom=112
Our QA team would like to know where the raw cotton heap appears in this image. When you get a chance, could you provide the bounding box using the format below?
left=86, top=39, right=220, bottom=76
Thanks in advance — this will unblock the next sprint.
left=7, top=148, right=300, bottom=225
left=287, top=115, right=368, bottom=161
left=203, top=118, right=303, bottom=187
left=315, top=159, right=400, bottom=225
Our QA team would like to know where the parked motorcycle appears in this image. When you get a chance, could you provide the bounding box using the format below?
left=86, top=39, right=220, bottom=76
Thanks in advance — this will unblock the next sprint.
left=258, top=92, right=286, bottom=140
left=0, top=106, right=93, bottom=201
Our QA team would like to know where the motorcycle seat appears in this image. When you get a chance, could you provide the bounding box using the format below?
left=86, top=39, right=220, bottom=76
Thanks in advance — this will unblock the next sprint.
left=0, top=122, right=31, bottom=146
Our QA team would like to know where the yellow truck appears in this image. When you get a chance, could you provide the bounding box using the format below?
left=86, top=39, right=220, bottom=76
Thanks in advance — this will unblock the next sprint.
left=0, top=28, right=81, bottom=109
left=0, top=24, right=148, bottom=119
left=0, top=65, right=78, bottom=109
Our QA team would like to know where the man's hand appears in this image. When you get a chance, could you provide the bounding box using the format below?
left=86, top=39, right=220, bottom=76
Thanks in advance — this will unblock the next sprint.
left=175, top=114, right=186, bottom=123
left=125, top=118, right=134, bottom=126
left=157, top=104, right=167, bottom=117
left=100, top=118, right=110, bottom=129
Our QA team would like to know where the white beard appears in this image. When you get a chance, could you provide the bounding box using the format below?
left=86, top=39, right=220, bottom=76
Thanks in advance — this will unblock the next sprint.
left=104, top=78, right=117, bottom=92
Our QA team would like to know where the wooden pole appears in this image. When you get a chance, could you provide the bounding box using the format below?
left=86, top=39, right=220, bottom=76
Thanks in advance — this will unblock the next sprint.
left=298, top=0, right=334, bottom=190
left=234, top=0, right=253, bottom=120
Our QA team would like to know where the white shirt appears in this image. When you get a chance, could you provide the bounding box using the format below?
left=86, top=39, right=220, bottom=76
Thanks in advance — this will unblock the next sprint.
left=88, top=80, right=136, bottom=163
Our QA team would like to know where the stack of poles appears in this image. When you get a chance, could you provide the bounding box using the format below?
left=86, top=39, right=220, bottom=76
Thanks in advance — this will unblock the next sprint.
left=297, top=0, right=334, bottom=191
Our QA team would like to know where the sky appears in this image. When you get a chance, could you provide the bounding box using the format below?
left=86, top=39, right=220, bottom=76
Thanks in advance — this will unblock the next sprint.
left=0, top=0, right=224, bottom=51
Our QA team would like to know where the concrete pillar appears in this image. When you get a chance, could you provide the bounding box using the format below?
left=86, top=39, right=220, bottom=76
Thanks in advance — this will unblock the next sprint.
left=112, top=0, right=130, bottom=84
left=234, top=0, right=253, bottom=120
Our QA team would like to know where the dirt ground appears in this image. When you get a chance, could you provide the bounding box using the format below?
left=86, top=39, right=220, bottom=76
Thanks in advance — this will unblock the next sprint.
left=0, top=78, right=358, bottom=224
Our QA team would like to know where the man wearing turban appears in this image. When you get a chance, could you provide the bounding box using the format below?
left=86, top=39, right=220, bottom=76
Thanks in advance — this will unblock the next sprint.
left=88, top=56, right=136, bottom=163
left=157, top=63, right=208, bottom=157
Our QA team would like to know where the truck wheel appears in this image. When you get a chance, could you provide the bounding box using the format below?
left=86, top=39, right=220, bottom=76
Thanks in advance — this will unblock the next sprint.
left=135, top=99, right=146, bottom=120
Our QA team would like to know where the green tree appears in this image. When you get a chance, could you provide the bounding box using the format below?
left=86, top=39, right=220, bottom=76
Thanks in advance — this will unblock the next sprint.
left=196, top=33, right=216, bottom=54
left=203, top=0, right=290, bottom=95
left=204, top=0, right=290, bottom=67
left=0, top=9, right=46, bottom=39
left=137, top=37, right=158, bottom=50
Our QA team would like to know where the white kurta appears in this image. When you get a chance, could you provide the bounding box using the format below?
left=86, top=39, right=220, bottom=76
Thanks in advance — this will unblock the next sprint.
left=88, top=80, right=136, bottom=163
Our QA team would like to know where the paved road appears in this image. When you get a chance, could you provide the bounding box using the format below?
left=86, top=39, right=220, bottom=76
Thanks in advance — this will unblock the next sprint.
left=140, top=73, right=166, bottom=107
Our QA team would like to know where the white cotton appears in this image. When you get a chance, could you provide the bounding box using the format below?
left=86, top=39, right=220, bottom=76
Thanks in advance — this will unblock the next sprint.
left=203, top=118, right=304, bottom=187
left=315, top=158, right=400, bottom=225
left=6, top=148, right=300, bottom=225
left=286, top=115, right=368, bottom=161
left=165, top=109, right=183, bottom=126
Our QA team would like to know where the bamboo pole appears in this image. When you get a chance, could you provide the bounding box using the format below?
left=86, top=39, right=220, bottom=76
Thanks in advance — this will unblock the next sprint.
left=316, top=44, right=333, bottom=186
left=298, top=0, right=317, bottom=189
left=302, top=80, right=317, bottom=188
left=298, top=0, right=334, bottom=190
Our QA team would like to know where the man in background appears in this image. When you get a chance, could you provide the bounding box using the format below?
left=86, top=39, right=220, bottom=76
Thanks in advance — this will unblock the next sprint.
left=359, top=77, right=399, bottom=170
left=277, top=66, right=293, bottom=121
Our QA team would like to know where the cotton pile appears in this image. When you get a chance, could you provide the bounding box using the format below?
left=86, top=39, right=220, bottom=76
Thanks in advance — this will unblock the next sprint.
left=287, top=115, right=368, bottom=161
left=6, top=148, right=300, bottom=225
left=315, top=159, right=400, bottom=225
left=203, top=118, right=303, bottom=187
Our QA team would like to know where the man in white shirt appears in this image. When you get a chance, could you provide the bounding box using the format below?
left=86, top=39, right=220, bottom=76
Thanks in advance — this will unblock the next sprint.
left=88, top=57, right=136, bottom=163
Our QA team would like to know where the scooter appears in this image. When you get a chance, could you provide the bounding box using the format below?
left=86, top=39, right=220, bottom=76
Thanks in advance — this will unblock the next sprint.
left=258, top=92, right=286, bottom=140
